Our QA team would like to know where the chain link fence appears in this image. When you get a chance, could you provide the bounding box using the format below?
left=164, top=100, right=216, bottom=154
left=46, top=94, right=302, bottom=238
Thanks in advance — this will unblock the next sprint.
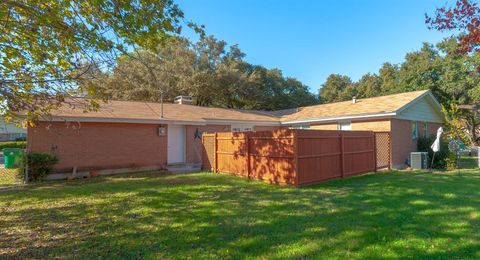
left=457, top=147, right=479, bottom=169
left=0, top=152, right=24, bottom=188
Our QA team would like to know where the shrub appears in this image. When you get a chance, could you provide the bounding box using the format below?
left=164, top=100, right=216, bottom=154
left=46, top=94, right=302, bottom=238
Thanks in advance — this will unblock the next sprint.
left=18, top=153, right=58, bottom=182
left=445, top=153, right=458, bottom=171
left=0, top=141, right=26, bottom=150
left=417, top=136, right=452, bottom=170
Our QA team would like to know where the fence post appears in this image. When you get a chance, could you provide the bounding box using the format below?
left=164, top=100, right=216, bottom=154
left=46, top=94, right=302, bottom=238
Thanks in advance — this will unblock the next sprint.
left=245, top=132, right=251, bottom=179
left=477, top=146, right=480, bottom=170
left=294, top=130, right=299, bottom=186
left=201, top=133, right=205, bottom=171
left=388, top=132, right=391, bottom=170
left=214, top=133, right=218, bottom=173
left=373, top=131, right=377, bottom=172
left=340, top=132, right=345, bottom=178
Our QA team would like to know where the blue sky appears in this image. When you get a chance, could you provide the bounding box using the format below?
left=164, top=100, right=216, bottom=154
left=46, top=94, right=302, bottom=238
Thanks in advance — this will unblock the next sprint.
left=178, top=0, right=451, bottom=93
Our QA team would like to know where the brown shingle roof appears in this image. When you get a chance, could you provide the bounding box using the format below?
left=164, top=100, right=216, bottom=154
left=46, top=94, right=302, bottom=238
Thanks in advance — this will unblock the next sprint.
left=49, top=90, right=431, bottom=124
left=52, top=100, right=280, bottom=123
left=277, top=90, right=430, bottom=122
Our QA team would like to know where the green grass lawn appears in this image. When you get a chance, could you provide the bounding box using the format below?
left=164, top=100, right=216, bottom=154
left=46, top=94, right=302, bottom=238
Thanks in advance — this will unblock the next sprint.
left=1, top=170, right=480, bottom=259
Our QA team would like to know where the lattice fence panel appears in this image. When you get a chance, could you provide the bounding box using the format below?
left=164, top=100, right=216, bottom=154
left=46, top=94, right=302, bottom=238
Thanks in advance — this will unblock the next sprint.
left=375, top=132, right=391, bottom=169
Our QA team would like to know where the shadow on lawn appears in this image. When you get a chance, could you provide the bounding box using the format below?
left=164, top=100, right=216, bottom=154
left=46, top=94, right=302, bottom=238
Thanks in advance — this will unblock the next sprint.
left=1, top=170, right=480, bottom=258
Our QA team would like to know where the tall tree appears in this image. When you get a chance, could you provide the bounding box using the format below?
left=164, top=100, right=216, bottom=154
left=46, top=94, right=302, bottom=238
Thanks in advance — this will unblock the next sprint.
left=317, top=38, right=480, bottom=144
left=0, top=0, right=200, bottom=123
left=427, top=1, right=480, bottom=144
left=436, top=38, right=480, bottom=104
left=396, top=43, right=441, bottom=94
left=100, top=36, right=317, bottom=111
left=378, top=62, right=399, bottom=94
left=355, top=73, right=382, bottom=98
left=319, top=74, right=353, bottom=103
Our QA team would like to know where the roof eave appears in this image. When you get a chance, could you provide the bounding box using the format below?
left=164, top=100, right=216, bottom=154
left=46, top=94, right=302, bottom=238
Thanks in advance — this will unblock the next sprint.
left=281, top=112, right=397, bottom=125
left=42, top=116, right=282, bottom=126
left=204, top=119, right=281, bottom=126
left=45, top=116, right=207, bottom=125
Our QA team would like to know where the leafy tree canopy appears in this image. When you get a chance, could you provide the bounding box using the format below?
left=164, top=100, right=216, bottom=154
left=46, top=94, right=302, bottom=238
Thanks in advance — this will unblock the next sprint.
left=319, top=38, right=480, bottom=105
left=318, top=38, right=480, bottom=144
left=426, top=0, right=480, bottom=55
left=98, top=36, right=318, bottom=110
left=0, top=0, right=201, bottom=124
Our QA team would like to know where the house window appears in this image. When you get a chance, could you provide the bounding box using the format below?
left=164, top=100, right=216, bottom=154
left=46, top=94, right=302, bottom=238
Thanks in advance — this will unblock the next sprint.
left=424, top=122, right=428, bottom=137
left=231, top=124, right=253, bottom=132
left=412, top=121, right=419, bottom=140
left=9, top=133, right=26, bottom=141
left=338, top=122, right=351, bottom=131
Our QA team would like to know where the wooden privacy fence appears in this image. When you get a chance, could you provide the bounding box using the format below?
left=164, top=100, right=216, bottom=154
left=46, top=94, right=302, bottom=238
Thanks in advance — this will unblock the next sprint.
left=202, top=129, right=386, bottom=187
left=202, top=133, right=216, bottom=171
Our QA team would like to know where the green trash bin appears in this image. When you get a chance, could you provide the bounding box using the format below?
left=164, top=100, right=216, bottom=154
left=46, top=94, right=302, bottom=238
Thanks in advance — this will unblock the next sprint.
left=2, top=148, right=22, bottom=169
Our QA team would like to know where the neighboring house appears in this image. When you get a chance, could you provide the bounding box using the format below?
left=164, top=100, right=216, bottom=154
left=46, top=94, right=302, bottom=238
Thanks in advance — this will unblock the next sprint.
left=28, top=90, right=443, bottom=172
left=0, top=119, right=27, bottom=142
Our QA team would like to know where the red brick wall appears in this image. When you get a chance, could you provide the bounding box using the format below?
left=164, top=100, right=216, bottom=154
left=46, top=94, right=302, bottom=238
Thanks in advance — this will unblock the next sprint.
left=29, top=122, right=168, bottom=172
left=390, top=119, right=415, bottom=168
left=418, top=122, right=442, bottom=138
left=186, top=125, right=229, bottom=165
left=428, top=123, right=443, bottom=136
left=390, top=119, right=443, bottom=168
left=29, top=122, right=278, bottom=171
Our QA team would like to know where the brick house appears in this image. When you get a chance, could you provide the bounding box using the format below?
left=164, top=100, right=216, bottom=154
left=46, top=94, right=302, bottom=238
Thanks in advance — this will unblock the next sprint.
left=28, top=90, right=443, bottom=173
left=276, top=90, right=443, bottom=168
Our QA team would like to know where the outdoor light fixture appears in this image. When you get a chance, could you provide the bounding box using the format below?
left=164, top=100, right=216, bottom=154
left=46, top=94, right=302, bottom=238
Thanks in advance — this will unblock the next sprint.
left=158, top=127, right=166, bottom=136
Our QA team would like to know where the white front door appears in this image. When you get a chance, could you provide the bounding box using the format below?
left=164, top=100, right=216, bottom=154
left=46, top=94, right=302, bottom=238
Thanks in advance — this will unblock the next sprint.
left=167, top=124, right=186, bottom=164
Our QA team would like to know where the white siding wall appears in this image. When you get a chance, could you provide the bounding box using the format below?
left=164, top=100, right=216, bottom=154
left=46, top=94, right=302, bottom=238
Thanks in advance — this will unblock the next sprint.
left=0, top=120, right=26, bottom=141
left=0, top=120, right=26, bottom=134
left=397, top=96, right=443, bottom=123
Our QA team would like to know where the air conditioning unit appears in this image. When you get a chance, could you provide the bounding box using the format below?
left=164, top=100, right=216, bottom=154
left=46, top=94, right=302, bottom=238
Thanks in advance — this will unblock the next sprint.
left=410, top=152, right=428, bottom=169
